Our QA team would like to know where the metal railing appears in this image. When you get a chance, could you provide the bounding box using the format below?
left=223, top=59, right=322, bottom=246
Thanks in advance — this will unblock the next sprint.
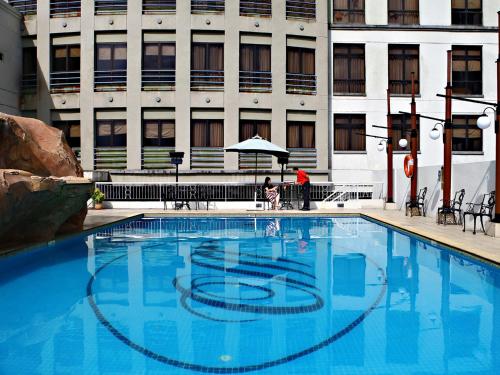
left=239, top=154, right=272, bottom=169
left=50, top=0, right=81, bottom=17
left=8, top=0, right=37, bottom=16
left=50, top=71, right=80, bottom=91
left=191, top=147, right=224, bottom=169
left=142, top=0, right=176, bottom=14
left=240, top=0, right=271, bottom=17
left=142, top=69, right=175, bottom=90
left=191, top=70, right=224, bottom=91
left=286, top=0, right=316, bottom=20
left=142, top=147, right=175, bottom=169
left=286, top=73, right=317, bottom=95
left=191, top=0, right=225, bottom=13
left=322, top=183, right=384, bottom=203
left=95, top=0, right=127, bottom=15
left=94, top=70, right=127, bottom=89
left=22, top=73, right=37, bottom=91
left=288, top=148, right=317, bottom=169
left=239, top=71, right=272, bottom=92
left=94, top=147, right=127, bottom=170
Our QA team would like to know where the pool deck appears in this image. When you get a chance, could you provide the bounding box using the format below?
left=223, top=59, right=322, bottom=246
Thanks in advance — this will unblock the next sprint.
left=84, top=208, right=500, bottom=265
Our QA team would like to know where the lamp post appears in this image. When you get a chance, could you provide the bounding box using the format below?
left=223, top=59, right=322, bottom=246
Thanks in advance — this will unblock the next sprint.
left=169, top=151, right=185, bottom=209
left=386, top=89, right=394, bottom=203
left=410, top=72, right=418, bottom=207
left=278, top=155, right=289, bottom=183
left=443, top=50, right=453, bottom=209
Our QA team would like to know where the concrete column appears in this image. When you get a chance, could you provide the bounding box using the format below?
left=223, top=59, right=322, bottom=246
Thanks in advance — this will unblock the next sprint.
left=316, top=0, right=329, bottom=172
left=36, top=0, right=50, bottom=124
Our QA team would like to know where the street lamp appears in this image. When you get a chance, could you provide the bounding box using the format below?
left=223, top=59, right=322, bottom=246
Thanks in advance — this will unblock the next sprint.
left=169, top=151, right=185, bottom=210
left=277, top=155, right=289, bottom=183
left=476, top=107, right=496, bottom=130
left=377, top=141, right=386, bottom=152
left=399, top=138, right=408, bottom=149
left=429, top=123, right=444, bottom=141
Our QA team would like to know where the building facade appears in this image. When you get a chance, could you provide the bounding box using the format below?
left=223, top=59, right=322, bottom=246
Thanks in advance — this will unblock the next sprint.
left=8, top=0, right=329, bottom=182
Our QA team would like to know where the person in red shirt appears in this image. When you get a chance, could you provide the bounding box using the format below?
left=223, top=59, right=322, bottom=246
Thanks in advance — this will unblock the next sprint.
left=294, top=167, right=310, bottom=210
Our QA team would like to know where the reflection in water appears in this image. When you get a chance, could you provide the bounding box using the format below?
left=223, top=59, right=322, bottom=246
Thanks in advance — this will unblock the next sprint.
left=0, top=218, right=498, bottom=374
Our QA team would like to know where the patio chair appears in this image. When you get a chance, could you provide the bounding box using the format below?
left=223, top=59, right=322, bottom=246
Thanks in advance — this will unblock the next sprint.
left=406, top=187, right=427, bottom=216
left=463, top=191, right=495, bottom=235
left=437, top=189, right=465, bottom=225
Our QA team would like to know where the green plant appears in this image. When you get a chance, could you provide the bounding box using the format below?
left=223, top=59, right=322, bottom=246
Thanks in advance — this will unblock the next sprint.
left=91, top=188, right=105, bottom=204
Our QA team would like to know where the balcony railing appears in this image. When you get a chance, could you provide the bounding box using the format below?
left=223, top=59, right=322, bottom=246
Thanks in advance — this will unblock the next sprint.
left=239, top=71, right=272, bottom=93
left=95, top=0, right=127, bottom=15
left=8, top=0, right=37, bottom=16
left=142, top=69, right=175, bottom=90
left=94, top=70, right=127, bottom=90
left=288, top=148, right=317, bottom=169
left=191, top=0, right=224, bottom=14
left=22, top=74, right=37, bottom=92
left=239, top=154, right=272, bottom=170
left=50, top=1, right=81, bottom=17
left=240, top=0, right=271, bottom=17
left=142, top=0, right=176, bottom=14
left=286, top=73, right=316, bottom=95
left=191, top=70, right=224, bottom=91
left=191, top=147, right=224, bottom=169
left=94, top=147, right=127, bottom=170
left=50, top=71, right=81, bottom=92
left=142, top=147, right=175, bottom=169
left=286, top=0, right=316, bottom=20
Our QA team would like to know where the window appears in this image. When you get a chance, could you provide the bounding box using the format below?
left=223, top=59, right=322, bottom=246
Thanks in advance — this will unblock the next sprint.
left=388, top=45, right=419, bottom=95
left=240, top=44, right=271, bottom=92
left=332, top=0, right=365, bottom=24
left=334, top=115, right=365, bottom=151
left=143, top=120, right=175, bottom=147
left=392, top=114, right=419, bottom=151
left=142, top=43, right=175, bottom=89
left=53, top=120, right=80, bottom=148
left=452, top=46, right=482, bottom=95
left=388, top=0, right=419, bottom=25
left=240, top=120, right=271, bottom=141
left=142, top=0, right=176, bottom=14
left=191, top=120, right=224, bottom=147
left=96, top=120, right=127, bottom=147
left=95, top=0, right=127, bottom=14
left=287, top=121, right=315, bottom=148
left=50, top=0, right=81, bottom=17
left=452, top=0, right=482, bottom=25
left=240, top=0, right=272, bottom=17
left=333, top=44, right=365, bottom=94
left=191, top=0, right=225, bottom=13
left=191, top=42, right=224, bottom=90
left=95, top=43, right=127, bottom=87
left=51, top=44, right=80, bottom=91
left=286, top=46, right=316, bottom=94
left=452, top=115, right=482, bottom=152
left=22, top=47, right=37, bottom=91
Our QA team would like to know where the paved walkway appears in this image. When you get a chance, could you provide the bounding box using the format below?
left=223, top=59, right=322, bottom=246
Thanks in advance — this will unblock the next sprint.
left=85, top=208, right=500, bottom=265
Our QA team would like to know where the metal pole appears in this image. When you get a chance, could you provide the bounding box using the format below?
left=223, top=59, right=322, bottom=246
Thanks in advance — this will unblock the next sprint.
left=495, top=11, right=500, bottom=222
left=410, top=72, right=418, bottom=203
left=443, top=50, right=453, bottom=209
left=387, top=89, right=394, bottom=203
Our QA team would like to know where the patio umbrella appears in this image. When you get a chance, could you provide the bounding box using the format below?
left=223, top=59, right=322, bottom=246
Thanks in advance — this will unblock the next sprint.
left=225, top=135, right=289, bottom=209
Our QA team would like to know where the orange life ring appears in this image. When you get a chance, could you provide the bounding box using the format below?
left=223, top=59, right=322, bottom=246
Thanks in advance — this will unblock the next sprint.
left=404, top=155, right=414, bottom=178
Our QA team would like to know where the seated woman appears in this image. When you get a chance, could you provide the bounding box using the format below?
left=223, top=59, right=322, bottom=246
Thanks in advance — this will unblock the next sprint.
left=263, top=177, right=280, bottom=210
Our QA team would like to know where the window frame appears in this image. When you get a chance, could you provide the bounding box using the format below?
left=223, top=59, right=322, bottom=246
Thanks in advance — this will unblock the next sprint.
left=388, top=0, right=420, bottom=25
left=388, top=44, right=419, bottom=96
left=334, top=114, right=366, bottom=152
left=451, top=0, right=482, bottom=26
left=51, top=44, right=80, bottom=73
left=391, top=114, right=420, bottom=152
left=95, top=119, right=127, bottom=147
left=452, top=115, right=483, bottom=153
left=142, top=119, right=175, bottom=147
left=332, top=0, right=365, bottom=24
left=190, top=119, right=224, bottom=148
left=52, top=120, right=81, bottom=148
left=239, top=120, right=271, bottom=142
left=286, top=46, right=316, bottom=75
left=142, top=42, right=176, bottom=71
left=332, top=44, right=365, bottom=95
left=452, top=45, right=483, bottom=96
left=95, top=43, right=127, bottom=72
left=286, top=121, right=316, bottom=149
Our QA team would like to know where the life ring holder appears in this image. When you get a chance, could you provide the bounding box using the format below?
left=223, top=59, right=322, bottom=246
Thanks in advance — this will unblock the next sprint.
left=404, top=155, right=414, bottom=178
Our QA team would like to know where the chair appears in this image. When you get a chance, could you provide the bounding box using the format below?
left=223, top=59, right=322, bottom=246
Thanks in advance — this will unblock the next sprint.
left=406, top=187, right=427, bottom=216
left=463, top=191, right=495, bottom=235
left=437, top=189, right=465, bottom=225
left=280, top=183, right=294, bottom=210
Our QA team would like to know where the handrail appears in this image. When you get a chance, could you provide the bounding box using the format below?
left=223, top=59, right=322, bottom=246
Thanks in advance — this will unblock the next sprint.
left=142, top=0, right=176, bottom=13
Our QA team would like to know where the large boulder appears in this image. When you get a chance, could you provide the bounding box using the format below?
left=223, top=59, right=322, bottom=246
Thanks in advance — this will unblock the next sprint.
left=0, top=170, right=93, bottom=250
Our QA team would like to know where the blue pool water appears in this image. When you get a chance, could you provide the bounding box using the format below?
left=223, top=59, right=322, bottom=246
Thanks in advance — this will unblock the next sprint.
left=0, top=216, right=499, bottom=374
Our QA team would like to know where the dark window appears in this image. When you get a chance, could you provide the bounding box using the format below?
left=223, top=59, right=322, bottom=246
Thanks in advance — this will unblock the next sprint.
left=240, top=0, right=272, bottom=17
left=388, top=45, right=419, bottom=95
left=96, top=120, right=127, bottom=147
left=332, top=0, right=365, bottom=24
left=53, top=120, right=80, bottom=148
left=452, top=0, right=482, bottom=25
left=286, top=46, right=316, bottom=94
left=240, top=44, right=271, bottom=92
left=287, top=121, right=315, bottom=148
left=392, top=114, right=420, bottom=151
left=333, top=44, right=365, bottom=94
left=142, top=42, right=175, bottom=88
left=452, top=46, right=482, bottom=95
left=143, top=120, right=175, bottom=147
left=52, top=45, right=80, bottom=72
left=191, top=42, right=224, bottom=89
left=22, top=47, right=37, bottom=90
left=388, top=0, right=419, bottom=25
left=95, top=43, right=127, bottom=87
left=240, top=120, right=271, bottom=141
left=191, top=120, right=224, bottom=147
left=452, top=115, right=482, bottom=152
left=334, top=114, right=365, bottom=151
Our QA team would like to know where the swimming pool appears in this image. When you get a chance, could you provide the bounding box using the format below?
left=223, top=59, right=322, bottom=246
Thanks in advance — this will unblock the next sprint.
left=0, top=216, right=498, bottom=374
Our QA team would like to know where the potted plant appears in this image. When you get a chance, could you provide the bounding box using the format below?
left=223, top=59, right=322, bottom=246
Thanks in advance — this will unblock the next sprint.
left=91, top=188, right=105, bottom=210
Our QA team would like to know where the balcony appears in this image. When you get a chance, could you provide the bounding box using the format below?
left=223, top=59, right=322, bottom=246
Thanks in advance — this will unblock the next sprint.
left=50, top=1, right=81, bottom=17
left=239, top=71, right=272, bottom=93
left=240, top=0, right=271, bottom=17
left=286, top=0, right=316, bottom=20
left=239, top=154, right=272, bottom=170
left=94, top=70, right=127, bottom=91
left=191, top=70, right=224, bottom=91
left=191, top=147, right=224, bottom=169
left=95, top=0, right=127, bottom=15
left=191, top=0, right=224, bottom=14
left=286, top=73, right=316, bottom=95
left=22, top=74, right=37, bottom=92
left=287, top=148, right=317, bottom=168
left=8, top=0, right=37, bottom=16
left=142, top=0, right=176, bottom=14
left=94, top=147, right=127, bottom=170
left=50, top=71, right=80, bottom=92
left=142, top=147, right=175, bottom=169
left=142, top=69, right=175, bottom=91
